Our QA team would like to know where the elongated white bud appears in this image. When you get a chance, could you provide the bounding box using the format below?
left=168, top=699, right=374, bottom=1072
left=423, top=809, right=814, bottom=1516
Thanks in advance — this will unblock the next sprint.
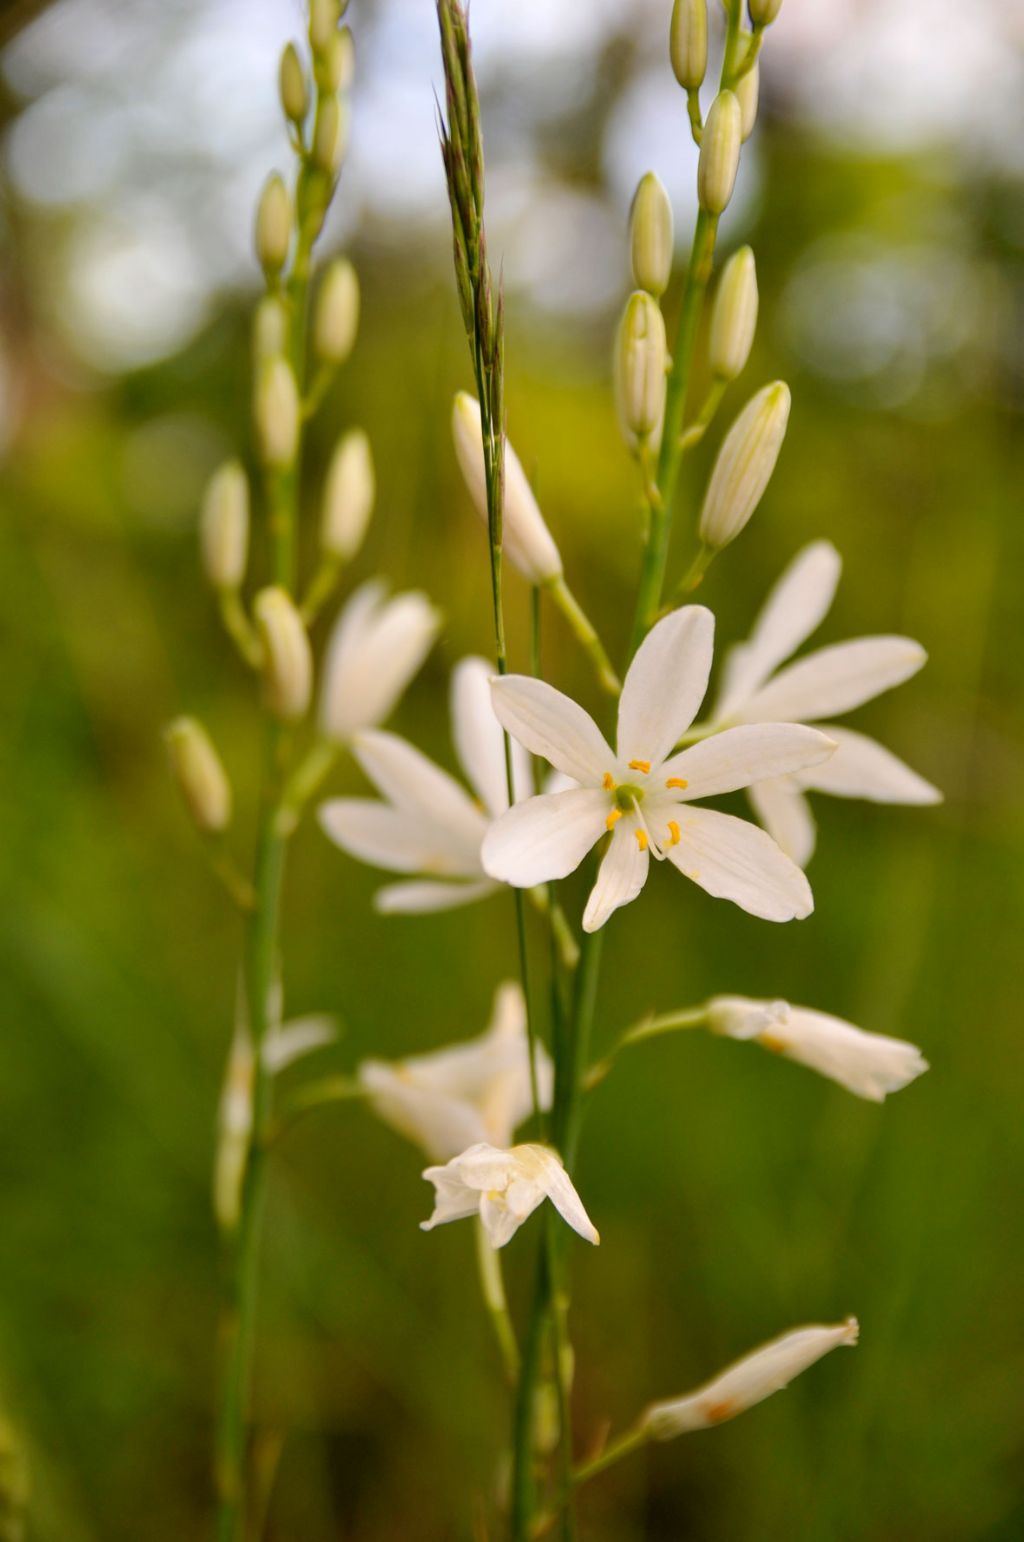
left=451, top=393, right=563, bottom=584
left=630, top=173, right=674, bottom=298
left=199, top=460, right=249, bottom=590
left=615, top=290, right=668, bottom=441
left=736, top=57, right=759, bottom=141
left=255, top=174, right=291, bottom=277
left=315, top=258, right=359, bottom=364
left=321, top=429, right=374, bottom=560
left=253, top=295, right=289, bottom=363
left=643, top=1319, right=858, bottom=1439
left=255, top=357, right=300, bottom=469
left=312, top=95, right=348, bottom=175
left=709, top=246, right=758, bottom=380
left=165, top=717, right=232, bottom=833
left=748, top=0, right=783, bottom=25
left=698, top=91, right=742, bottom=215
left=279, top=42, right=308, bottom=124
left=254, top=587, right=312, bottom=720
left=699, top=380, right=790, bottom=549
left=670, top=0, right=707, bottom=91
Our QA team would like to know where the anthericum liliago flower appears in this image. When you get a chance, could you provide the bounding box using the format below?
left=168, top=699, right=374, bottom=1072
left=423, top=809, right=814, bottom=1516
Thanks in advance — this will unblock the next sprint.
left=358, top=981, right=553, bottom=1161
left=421, top=1141, right=599, bottom=1249
left=318, top=579, right=441, bottom=745
left=481, top=606, right=836, bottom=932
left=711, top=540, right=941, bottom=864
left=319, top=656, right=530, bottom=912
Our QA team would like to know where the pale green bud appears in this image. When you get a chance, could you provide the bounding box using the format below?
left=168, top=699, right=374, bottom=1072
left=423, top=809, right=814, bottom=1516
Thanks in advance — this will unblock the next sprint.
left=279, top=42, right=308, bottom=124
left=312, top=95, right=348, bottom=175
left=320, top=27, right=354, bottom=93
left=314, top=258, right=359, bottom=364
left=748, top=0, right=783, bottom=26
left=252, top=295, right=289, bottom=363
left=736, top=57, right=759, bottom=141
left=255, top=357, right=300, bottom=469
left=630, top=173, right=674, bottom=298
left=670, top=0, right=708, bottom=91
left=200, top=460, right=249, bottom=590
left=309, top=0, right=341, bottom=53
left=254, top=587, right=312, bottom=720
left=697, top=91, right=742, bottom=215
left=614, top=290, right=668, bottom=441
left=709, top=247, right=758, bottom=380
left=165, top=717, right=232, bottom=833
left=699, top=381, right=791, bottom=550
left=255, top=173, right=291, bottom=277
left=451, top=392, right=563, bottom=584
left=321, top=429, right=374, bottom=560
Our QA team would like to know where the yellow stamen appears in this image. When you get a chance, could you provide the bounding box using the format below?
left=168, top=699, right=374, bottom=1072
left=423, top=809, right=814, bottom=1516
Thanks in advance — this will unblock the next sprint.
left=602, top=771, right=616, bottom=791
left=635, top=829, right=648, bottom=852
left=758, top=1033, right=788, bottom=1056
left=667, top=820, right=680, bottom=846
left=628, top=759, right=651, bottom=773
left=606, top=808, right=623, bottom=831
left=665, top=777, right=689, bottom=789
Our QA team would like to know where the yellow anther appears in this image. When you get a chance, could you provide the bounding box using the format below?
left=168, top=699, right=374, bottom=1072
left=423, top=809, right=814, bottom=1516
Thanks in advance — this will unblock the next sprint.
left=602, top=771, right=616, bottom=791
left=665, top=777, right=689, bottom=789
left=667, top=820, right=681, bottom=846
left=635, top=829, right=649, bottom=851
left=628, top=759, right=651, bottom=773
left=606, top=808, right=623, bottom=831
left=758, top=1033, right=788, bottom=1056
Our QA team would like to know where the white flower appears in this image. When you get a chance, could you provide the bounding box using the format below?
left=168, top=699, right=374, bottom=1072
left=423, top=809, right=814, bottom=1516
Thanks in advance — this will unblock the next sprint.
left=712, top=541, right=941, bottom=865
left=707, top=995, right=928, bottom=1101
left=319, top=579, right=441, bottom=744
left=481, top=607, right=836, bottom=932
left=262, top=1013, right=339, bottom=1075
left=451, top=393, right=563, bottom=585
left=319, top=656, right=530, bottom=913
left=358, top=981, right=552, bottom=1161
left=421, top=1141, right=599, bottom=1249
left=643, top=1318, right=859, bottom=1439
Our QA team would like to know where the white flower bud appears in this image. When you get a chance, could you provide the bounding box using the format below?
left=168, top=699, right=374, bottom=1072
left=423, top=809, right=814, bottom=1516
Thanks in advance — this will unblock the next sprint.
left=312, top=95, right=348, bottom=175
left=451, top=393, right=563, bottom=585
left=615, top=290, right=668, bottom=442
left=709, top=246, right=758, bottom=380
left=314, top=258, right=359, bottom=365
left=698, top=380, right=790, bottom=550
left=630, top=172, right=674, bottom=298
left=254, top=587, right=312, bottom=721
left=320, top=27, right=354, bottom=93
left=309, top=0, right=341, bottom=53
left=253, top=295, right=289, bottom=363
left=199, top=460, right=249, bottom=590
left=279, top=42, right=308, bottom=124
left=736, top=57, right=759, bottom=141
left=670, top=0, right=708, bottom=91
left=213, top=1023, right=253, bottom=1234
left=165, top=717, right=232, bottom=833
left=643, top=1319, right=858, bottom=1439
left=255, top=173, right=291, bottom=277
left=255, top=358, right=300, bottom=469
left=748, top=0, right=783, bottom=26
left=697, top=91, right=742, bottom=215
left=321, top=428, right=374, bottom=560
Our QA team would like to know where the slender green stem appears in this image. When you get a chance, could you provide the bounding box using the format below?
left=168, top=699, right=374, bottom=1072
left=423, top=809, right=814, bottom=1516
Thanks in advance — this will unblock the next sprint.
left=510, top=1245, right=550, bottom=1542
left=546, top=576, right=620, bottom=696
left=545, top=1221, right=577, bottom=1542
left=475, top=1219, right=520, bottom=1386
left=217, top=589, right=262, bottom=669
left=299, top=555, right=343, bottom=624
left=586, top=1005, right=708, bottom=1090
left=267, top=1074, right=367, bottom=1146
left=530, top=1425, right=650, bottom=1539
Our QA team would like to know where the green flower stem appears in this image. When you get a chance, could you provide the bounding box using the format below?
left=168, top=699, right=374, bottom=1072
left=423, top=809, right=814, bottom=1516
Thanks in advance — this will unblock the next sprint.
left=586, top=1005, right=708, bottom=1090
left=546, top=575, right=621, bottom=696
left=279, top=739, right=341, bottom=829
left=679, top=377, right=728, bottom=453
left=527, top=886, right=580, bottom=973
left=267, top=1075, right=368, bottom=1146
left=686, top=88, right=703, bottom=145
left=530, top=1425, right=651, bottom=1540
left=475, top=1219, right=521, bottom=1387
left=299, top=555, right=343, bottom=625
left=217, top=589, right=263, bottom=669
left=266, top=467, right=299, bottom=594
left=672, top=541, right=716, bottom=601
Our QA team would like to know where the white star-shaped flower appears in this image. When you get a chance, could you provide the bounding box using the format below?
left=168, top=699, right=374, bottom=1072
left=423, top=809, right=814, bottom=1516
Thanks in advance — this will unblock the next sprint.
left=319, top=656, right=530, bottom=913
left=358, top=981, right=553, bottom=1161
left=481, top=606, right=836, bottom=932
left=711, top=541, right=941, bottom=865
left=421, top=1141, right=599, bottom=1250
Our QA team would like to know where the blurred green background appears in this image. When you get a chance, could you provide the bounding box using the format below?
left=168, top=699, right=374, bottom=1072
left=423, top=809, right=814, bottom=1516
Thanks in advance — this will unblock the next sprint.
left=1, top=1, right=1023, bottom=1538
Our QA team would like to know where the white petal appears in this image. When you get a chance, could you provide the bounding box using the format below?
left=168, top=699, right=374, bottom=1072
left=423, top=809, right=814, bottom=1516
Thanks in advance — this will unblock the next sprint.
left=665, top=805, right=814, bottom=920
left=490, top=675, right=613, bottom=784
left=352, top=730, right=488, bottom=854
left=741, top=636, right=927, bottom=723
left=318, top=799, right=479, bottom=877
left=795, top=726, right=941, bottom=804
left=514, top=1144, right=600, bottom=1245
left=643, top=1319, right=859, bottom=1438
left=706, top=995, right=791, bottom=1042
left=582, top=819, right=650, bottom=932
left=746, top=778, right=818, bottom=867
left=320, top=585, right=440, bottom=740
left=659, top=724, right=835, bottom=801
left=451, top=656, right=532, bottom=814
left=362, top=1063, right=491, bottom=1162
left=617, top=606, right=715, bottom=766
left=262, top=1014, right=338, bottom=1074
left=715, top=542, right=841, bottom=720
left=374, top=878, right=497, bottom=914
left=481, top=789, right=608, bottom=887
left=756, top=1006, right=929, bottom=1101
left=478, top=1187, right=542, bottom=1248
left=419, top=1162, right=487, bottom=1227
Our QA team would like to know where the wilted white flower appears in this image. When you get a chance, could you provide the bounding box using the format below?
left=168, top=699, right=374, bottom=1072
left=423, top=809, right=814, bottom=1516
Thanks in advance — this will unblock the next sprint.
left=451, top=393, right=563, bottom=585
left=707, top=995, right=929, bottom=1101
left=358, top=981, right=552, bottom=1160
left=712, top=541, right=941, bottom=864
left=320, top=656, right=528, bottom=912
left=421, top=1141, right=599, bottom=1249
left=482, top=607, right=835, bottom=931
left=319, top=579, right=440, bottom=744
left=643, top=1318, right=859, bottom=1438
